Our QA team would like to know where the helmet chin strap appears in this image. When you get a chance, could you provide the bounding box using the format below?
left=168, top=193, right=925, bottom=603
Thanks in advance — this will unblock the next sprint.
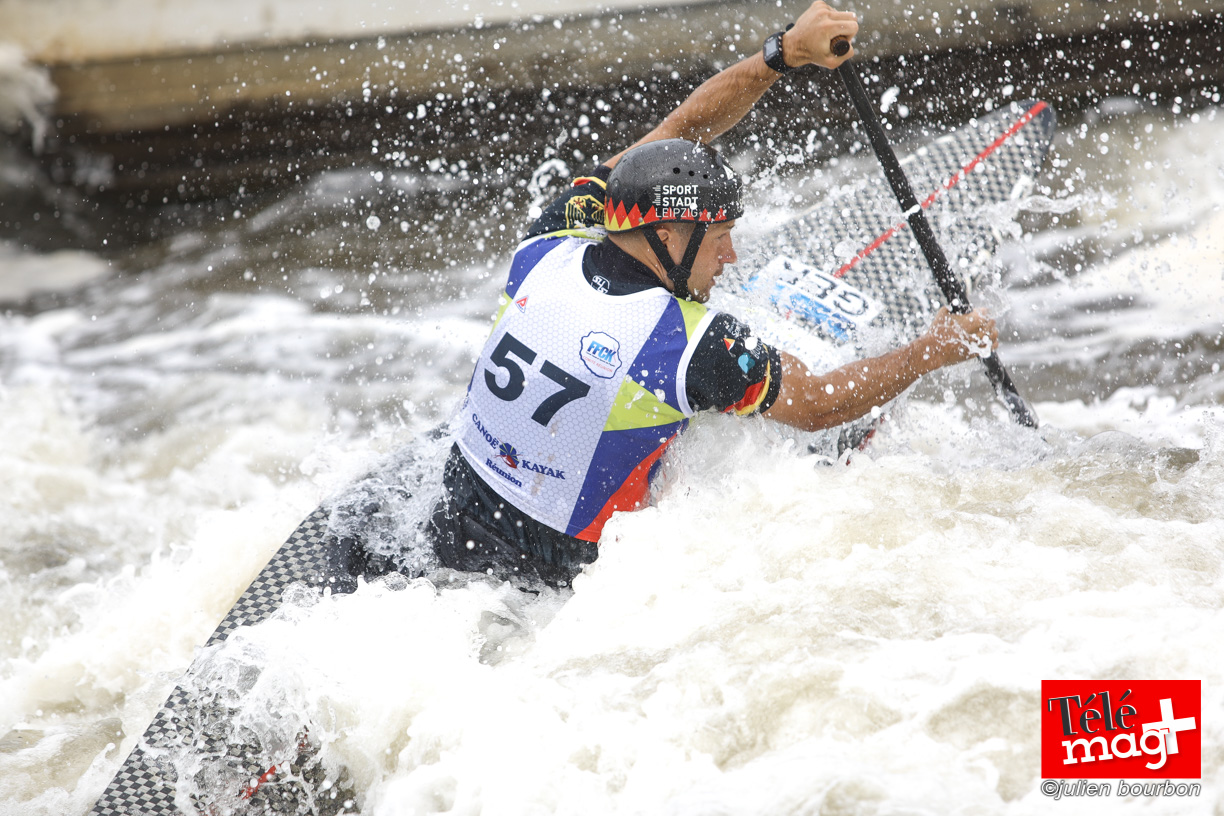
left=643, top=222, right=708, bottom=300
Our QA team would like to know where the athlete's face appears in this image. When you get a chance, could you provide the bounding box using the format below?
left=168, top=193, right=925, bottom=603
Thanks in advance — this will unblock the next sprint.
left=660, top=220, right=738, bottom=303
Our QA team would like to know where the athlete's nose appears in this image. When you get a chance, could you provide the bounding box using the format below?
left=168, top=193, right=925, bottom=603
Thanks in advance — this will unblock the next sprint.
left=722, top=236, right=737, bottom=264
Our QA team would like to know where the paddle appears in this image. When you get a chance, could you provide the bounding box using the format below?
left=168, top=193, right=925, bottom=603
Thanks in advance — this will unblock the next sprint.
left=828, top=36, right=1039, bottom=428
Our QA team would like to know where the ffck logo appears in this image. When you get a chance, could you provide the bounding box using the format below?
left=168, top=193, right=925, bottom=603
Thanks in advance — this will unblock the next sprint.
left=1041, top=680, right=1201, bottom=779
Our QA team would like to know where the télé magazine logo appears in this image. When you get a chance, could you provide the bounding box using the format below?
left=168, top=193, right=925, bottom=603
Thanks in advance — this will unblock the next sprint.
left=1041, top=680, right=1201, bottom=779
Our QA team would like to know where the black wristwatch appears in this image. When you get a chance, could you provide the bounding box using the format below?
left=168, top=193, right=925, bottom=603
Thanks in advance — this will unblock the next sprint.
left=763, top=23, right=796, bottom=74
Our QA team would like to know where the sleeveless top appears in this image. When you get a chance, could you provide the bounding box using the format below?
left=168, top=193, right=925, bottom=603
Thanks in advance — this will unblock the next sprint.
left=456, top=233, right=715, bottom=541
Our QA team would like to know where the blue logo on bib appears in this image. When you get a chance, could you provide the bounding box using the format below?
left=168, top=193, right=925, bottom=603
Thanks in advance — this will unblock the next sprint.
left=579, top=331, right=622, bottom=379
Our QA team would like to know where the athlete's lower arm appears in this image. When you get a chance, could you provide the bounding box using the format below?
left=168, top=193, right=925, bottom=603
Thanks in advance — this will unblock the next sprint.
left=762, top=307, right=998, bottom=432
left=636, top=57, right=781, bottom=148
left=604, top=1, right=858, bottom=169
left=763, top=346, right=933, bottom=432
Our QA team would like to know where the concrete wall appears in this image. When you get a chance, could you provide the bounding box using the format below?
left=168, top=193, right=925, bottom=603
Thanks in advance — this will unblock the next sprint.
left=5, top=0, right=1218, bottom=202
left=1, top=0, right=695, bottom=63
left=27, top=0, right=1220, bottom=135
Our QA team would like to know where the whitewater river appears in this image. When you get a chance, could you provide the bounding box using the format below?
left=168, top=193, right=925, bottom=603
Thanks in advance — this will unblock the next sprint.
left=1, top=71, right=1222, bottom=815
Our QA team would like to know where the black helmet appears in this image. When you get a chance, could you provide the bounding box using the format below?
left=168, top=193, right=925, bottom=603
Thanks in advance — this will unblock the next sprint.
left=604, top=139, right=743, bottom=232
left=604, top=139, right=743, bottom=299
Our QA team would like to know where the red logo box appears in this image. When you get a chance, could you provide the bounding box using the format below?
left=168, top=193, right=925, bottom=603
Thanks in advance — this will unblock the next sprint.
left=1041, top=680, right=1201, bottom=779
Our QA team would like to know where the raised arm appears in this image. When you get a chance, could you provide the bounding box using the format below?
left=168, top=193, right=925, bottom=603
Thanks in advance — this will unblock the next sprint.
left=604, top=1, right=859, bottom=168
left=763, top=308, right=1000, bottom=432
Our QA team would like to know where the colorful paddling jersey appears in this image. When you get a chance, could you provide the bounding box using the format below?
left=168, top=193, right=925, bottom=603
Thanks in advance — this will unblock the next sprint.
left=456, top=234, right=701, bottom=540
left=456, top=171, right=781, bottom=543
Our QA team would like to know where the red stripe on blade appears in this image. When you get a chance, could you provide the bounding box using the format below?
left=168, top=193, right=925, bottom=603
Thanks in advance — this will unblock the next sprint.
left=833, top=100, right=1048, bottom=279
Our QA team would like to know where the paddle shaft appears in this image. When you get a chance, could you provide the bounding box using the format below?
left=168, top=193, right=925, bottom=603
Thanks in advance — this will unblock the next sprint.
left=830, top=49, right=1038, bottom=428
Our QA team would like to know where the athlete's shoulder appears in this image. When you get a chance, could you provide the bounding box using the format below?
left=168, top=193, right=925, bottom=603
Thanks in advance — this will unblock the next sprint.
left=684, top=311, right=783, bottom=416
left=524, top=166, right=612, bottom=241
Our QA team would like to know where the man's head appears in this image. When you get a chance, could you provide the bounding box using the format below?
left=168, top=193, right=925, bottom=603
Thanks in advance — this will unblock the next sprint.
left=604, top=139, right=743, bottom=301
left=609, top=219, right=738, bottom=303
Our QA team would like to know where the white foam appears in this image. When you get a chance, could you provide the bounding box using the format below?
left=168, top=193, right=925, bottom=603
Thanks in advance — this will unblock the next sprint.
left=1006, top=205, right=1224, bottom=376
left=132, top=413, right=1224, bottom=815
left=3, top=101, right=1224, bottom=816
left=0, top=242, right=112, bottom=302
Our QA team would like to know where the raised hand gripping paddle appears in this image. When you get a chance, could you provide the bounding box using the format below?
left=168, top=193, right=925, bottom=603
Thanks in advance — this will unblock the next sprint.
left=828, top=35, right=1038, bottom=428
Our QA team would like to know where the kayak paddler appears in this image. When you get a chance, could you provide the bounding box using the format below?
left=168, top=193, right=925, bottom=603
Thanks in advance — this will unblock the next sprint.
left=329, top=1, right=999, bottom=591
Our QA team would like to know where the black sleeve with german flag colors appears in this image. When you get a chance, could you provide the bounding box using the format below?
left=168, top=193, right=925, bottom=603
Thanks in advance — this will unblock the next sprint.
left=686, top=312, right=783, bottom=416
left=523, top=166, right=612, bottom=240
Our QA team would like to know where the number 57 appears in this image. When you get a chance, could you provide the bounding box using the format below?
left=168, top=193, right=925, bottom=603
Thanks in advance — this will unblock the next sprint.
left=484, top=332, right=591, bottom=425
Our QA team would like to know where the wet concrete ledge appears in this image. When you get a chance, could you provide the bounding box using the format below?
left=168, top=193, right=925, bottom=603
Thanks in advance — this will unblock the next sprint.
left=27, top=0, right=1224, bottom=202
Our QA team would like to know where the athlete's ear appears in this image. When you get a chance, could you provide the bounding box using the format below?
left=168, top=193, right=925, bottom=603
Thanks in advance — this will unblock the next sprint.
left=653, top=223, right=685, bottom=257
left=647, top=225, right=677, bottom=264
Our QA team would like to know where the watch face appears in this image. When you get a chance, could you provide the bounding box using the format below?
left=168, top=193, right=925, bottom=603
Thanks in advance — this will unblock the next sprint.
left=765, top=34, right=781, bottom=62
left=764, top=32, right=789, bottom=73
